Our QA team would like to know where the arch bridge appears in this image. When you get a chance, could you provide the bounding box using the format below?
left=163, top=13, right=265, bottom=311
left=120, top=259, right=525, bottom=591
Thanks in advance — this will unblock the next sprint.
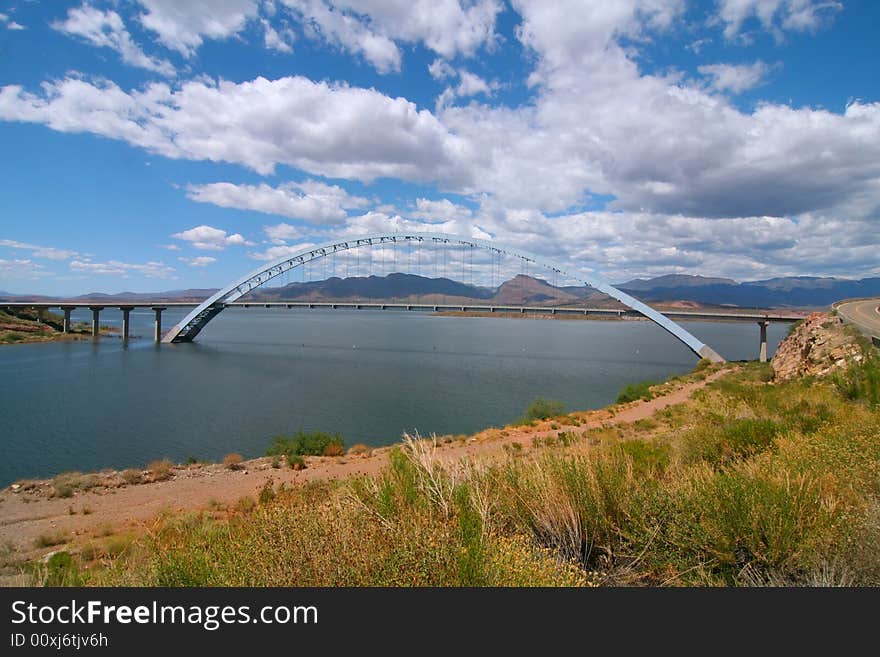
left=162, top=232, right=727, bottom=362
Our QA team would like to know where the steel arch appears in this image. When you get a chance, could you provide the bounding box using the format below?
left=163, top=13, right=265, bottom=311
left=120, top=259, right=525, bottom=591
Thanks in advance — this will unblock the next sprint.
left=162, top=232, right=725, bottom=362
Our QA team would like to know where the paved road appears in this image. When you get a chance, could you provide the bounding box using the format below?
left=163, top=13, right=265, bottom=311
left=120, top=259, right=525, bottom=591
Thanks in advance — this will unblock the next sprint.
left=837, top=298, right=880, bottom=342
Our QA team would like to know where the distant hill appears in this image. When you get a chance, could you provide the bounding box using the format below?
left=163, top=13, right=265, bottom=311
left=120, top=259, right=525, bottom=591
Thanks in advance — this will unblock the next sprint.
left=619, top=274, right=737, bottom=291
left=248, top=273, right=494, bottom=302
left=0, top=289, right=220, bottom=303
left=616, top=275, right=880, bottom=308
left=3, top=273, right=879, bottom=309
left=246, top=273, right=607, bottom=307
left=69, top=289, right=220, bottom=302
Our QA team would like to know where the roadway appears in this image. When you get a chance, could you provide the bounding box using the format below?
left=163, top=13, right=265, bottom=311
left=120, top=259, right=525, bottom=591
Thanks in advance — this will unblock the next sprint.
left=835, top=298, right=880, bottom=346
left=0, top=300, right=805, bottom=323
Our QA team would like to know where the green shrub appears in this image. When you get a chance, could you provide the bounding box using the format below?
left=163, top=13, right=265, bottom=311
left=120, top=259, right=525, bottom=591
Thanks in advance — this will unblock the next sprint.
left=266, top=431, right=345, bottom=458
left=41, top=552, right=85, bottom=586
left=258, top=480, right=276, bottom=505
left=780, top=400, right=834, bottom=434
left=617, top=439, right=670, bottom=475
left=616, top=380, right=657, bottom=404
left=522, top=397, right=566, bottom=421
left=693, top=358, right=712, bottom=372
left=834, top=352, right=880, bottom=408
left=682, top=418, right=781, bottom=465
left=671, top=466, right=835, bottom=580
left=286, top=454, right=306, bottom=470
left=51, top=471, right=100, bottom=498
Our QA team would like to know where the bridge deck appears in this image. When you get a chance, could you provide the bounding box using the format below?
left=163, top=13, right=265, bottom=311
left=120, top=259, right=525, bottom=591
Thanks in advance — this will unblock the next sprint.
left=1, top=300, right=804, bottom=323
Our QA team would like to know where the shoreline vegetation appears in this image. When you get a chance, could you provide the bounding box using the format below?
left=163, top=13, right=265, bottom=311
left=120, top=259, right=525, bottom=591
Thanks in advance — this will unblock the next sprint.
left=1, top=312, right=877, bottom=586
left=0, top=308, right=118, bottom=345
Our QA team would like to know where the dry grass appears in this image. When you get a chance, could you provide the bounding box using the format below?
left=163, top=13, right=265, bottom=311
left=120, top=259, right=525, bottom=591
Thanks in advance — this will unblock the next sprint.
left=51, top=472, right=101, bottom=498
left=34, top=531, right=70, bottom=549
left=146, top=459, right=174, bottom=481
left=121, top=468, right=142, bottom=485
left=222, top=453, right=244, bottom=470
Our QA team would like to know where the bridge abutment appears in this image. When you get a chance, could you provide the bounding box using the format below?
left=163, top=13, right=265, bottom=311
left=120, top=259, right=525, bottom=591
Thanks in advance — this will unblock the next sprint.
left=698, top=344, right=726, bottom=363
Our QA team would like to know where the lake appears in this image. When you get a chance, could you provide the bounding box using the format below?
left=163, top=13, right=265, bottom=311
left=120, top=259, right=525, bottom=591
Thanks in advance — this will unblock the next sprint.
left=0, top=308, right=788, bottom=484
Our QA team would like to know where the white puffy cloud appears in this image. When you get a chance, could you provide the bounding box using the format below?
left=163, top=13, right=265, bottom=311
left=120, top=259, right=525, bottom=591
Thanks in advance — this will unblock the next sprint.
left=716, top=0, right=842, bottom=40
left=179, top=255, right=218, bottom=266
left=412, top=198, right=473, bottom=223
left=434, top=66, right=497, bottom=109
left=249, top=242, right=318, bottom=261
left=435, top=0, right=880, bottom=220
left=338, top=210, right=491, bottom=242
left=0, top=75, right=466, bottom=182
left=282, top=0, right=501, bottom=71
left=0, top=239, right=79, bottom=260
left=698, top=60, right=771, bottom=93
left=513, top=0, right=685, bottom=77
left=69, top=259, right=175, bottom=278
left=171, top=225, right=253, bottom=250
left=136, top=0, right=260, bottom=56
left=186, top=179, right=369, bottom=223
left=52, top=5, right=175, bottom=76
left=456, top=71, right=492, bottom=98
left=262, top=18, right=296, bottom=52
left=0, top=13, right=26, bottom=31
left=283, top=0, right=401, bottom=72
left=428, top=58, right=456, bottom=81
left=263, top=223, right=306, bottom=242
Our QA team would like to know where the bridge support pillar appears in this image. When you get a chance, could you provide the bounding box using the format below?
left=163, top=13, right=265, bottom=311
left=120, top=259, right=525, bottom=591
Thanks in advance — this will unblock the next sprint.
left=89, top=306, right=103, bottom=338
left=121, top=307, right=131, bottom=344
left=61, top=306, right=73, bottom=333
left=152, top=307, right=166, bottom=343
left=758, top=321, right=769, bottom=363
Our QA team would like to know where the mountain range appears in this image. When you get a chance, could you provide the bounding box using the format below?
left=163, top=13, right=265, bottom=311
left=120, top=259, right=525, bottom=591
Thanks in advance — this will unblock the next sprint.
left=2, top=274, right=879, bottom=309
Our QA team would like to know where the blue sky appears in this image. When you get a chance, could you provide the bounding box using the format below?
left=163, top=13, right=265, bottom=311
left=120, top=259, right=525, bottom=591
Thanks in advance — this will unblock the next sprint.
left=0, top=0, right=878, bottom=295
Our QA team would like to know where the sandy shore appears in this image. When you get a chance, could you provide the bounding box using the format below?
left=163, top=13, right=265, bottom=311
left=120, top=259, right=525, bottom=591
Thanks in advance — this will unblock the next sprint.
left=0, top=368, right=729, bottom=569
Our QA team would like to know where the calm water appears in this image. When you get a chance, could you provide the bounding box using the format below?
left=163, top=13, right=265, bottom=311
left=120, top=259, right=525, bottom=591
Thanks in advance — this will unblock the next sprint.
left=0, top=308, right=787, bottom=484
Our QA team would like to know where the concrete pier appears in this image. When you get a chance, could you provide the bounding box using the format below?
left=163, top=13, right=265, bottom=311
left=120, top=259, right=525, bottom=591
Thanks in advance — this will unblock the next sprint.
left=121, top=307, right=131, bottom=344
left=758, top=320, right=769, bottom=363
left=89, top=306, right=104, bottom=338
left=152, top=307, right=166, bottom=343
left=61, top=306, right=73, bottom=333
